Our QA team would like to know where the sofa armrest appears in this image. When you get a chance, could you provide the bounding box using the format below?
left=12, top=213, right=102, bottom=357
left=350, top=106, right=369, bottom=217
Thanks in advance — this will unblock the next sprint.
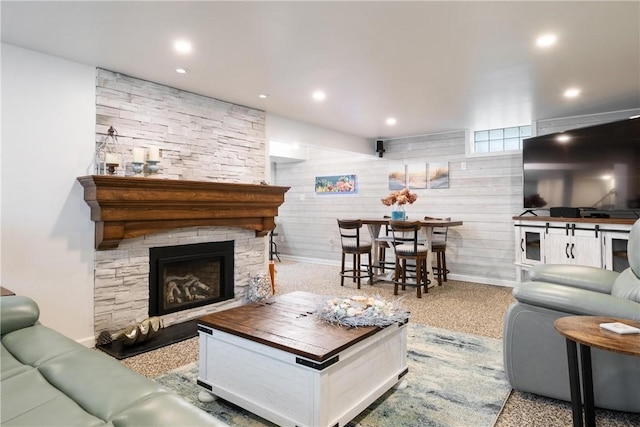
left=513, top=282, right=640, bottom=321
left=0, top=296, right=40, bottom=335
left=530, top=264, right=619, bottom=293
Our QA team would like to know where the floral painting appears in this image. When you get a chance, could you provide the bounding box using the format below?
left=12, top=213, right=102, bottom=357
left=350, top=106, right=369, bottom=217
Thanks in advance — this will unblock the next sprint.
left=315, top=174, right=357, bottom=194
left=428, top=161, right=449, bottom=189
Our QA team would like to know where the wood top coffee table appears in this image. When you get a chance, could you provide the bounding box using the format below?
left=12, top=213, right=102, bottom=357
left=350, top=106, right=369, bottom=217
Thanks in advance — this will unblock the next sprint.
left=197, top=291, right=409, bottom=426
left=554, top=316, right=640, bottom=427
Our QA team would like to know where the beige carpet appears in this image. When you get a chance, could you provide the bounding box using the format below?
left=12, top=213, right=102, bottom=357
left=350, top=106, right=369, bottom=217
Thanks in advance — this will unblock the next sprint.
left=121, top=260, right=639, bottom=427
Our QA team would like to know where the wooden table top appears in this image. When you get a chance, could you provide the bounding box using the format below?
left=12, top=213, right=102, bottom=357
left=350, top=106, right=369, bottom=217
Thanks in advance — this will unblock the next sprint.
left=361, top=218, right=463, bottom=227
left=198, top=291, right=386, bottom=362
left=554, top=316, right=640, bottom=357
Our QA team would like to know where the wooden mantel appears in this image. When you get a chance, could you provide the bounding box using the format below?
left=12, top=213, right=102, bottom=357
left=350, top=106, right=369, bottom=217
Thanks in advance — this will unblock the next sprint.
left=78, top=175, right=289, bottom=250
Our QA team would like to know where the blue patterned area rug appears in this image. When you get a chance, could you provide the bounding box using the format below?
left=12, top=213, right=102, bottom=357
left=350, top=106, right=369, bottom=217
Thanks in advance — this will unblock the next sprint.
left=155, top=323, right=511, bottom=427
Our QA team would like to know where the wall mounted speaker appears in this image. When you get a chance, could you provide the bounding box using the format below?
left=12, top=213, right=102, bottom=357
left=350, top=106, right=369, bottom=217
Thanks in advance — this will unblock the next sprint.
left=376, top=140, right=385, bottom=157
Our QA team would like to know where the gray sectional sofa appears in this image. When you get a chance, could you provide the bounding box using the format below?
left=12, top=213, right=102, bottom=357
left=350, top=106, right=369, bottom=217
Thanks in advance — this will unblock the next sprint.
left=1, top=295, right=229, bottom=426
left=503, top=219, right=640, bottom=413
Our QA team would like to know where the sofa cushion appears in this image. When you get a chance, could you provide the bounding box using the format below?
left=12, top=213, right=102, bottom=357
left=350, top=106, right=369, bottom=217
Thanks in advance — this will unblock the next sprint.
left=0, top=296, right=39, bottom=335
left=0, top=344, right=31, bottom=380
left=1, top=368, right=109, bottom=426
left=611, top=269, right=640, bottom=303
left=111, top=393, right=226, bottom=427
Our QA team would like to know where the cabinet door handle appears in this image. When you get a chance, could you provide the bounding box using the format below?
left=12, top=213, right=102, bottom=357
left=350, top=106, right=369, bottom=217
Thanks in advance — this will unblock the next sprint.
left=521, top=238, right=524, bottom=252
left=570, top=243, right=575, bottom=259
left=565, top=243, right=570, bottom=258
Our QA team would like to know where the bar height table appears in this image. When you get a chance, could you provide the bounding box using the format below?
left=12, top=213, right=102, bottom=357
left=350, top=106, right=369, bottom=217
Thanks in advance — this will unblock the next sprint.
left=361, top=218, right=463, bottom=283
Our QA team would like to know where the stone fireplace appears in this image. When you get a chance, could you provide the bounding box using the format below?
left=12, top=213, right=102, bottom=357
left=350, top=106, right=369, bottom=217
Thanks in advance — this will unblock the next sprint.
left=149, top=241, right=235, bottom=317
left=80, top=176, right=289, bottom=337
left=85, top=70, right=288, bottom=339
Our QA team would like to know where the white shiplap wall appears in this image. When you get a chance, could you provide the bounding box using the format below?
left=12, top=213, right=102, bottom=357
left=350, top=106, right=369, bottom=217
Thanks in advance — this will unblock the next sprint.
left=273, top=109, right=640, bottom=287
left=274, top=130, right=522, bottom=286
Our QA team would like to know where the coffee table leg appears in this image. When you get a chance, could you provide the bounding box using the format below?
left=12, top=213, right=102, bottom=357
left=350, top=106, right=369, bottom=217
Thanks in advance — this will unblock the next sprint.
left=565, top=339, right=583, bottom=427
left=198, top=390, right=217, bottom=403
left=579, top=344, right=596, bottom=427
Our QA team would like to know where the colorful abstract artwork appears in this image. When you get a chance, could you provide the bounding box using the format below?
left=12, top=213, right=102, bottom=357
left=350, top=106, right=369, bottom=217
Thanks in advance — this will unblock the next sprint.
left=315, top=175, right=357, bottom=194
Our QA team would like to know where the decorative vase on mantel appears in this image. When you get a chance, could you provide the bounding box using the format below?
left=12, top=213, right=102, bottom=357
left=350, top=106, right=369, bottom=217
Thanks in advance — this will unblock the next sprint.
left=391, top=204, right=406, bottom=220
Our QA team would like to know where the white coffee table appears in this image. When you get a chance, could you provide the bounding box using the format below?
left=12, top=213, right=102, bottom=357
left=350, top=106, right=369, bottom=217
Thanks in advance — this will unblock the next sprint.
left=197, top=291, right=408, bottom=426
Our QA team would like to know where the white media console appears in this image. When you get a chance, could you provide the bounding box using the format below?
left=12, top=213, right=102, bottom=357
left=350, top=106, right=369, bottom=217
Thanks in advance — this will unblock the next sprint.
left=513, top=216, right=637, bottom=283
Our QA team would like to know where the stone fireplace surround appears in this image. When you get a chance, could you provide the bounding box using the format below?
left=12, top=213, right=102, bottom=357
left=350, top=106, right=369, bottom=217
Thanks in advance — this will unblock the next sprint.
left=81, top=176, right=289, bottom=338
left=94, top=226, right=263, bottom=338
left=88, top=69, right=290, bottom=339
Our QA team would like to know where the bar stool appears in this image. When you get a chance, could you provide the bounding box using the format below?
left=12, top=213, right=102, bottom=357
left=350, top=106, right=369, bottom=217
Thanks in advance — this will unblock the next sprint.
left=424, top=216, right=450, bottom=286
left=337, top=219, right=373, bottom=289
left=389, top=220, right=429, bottom=298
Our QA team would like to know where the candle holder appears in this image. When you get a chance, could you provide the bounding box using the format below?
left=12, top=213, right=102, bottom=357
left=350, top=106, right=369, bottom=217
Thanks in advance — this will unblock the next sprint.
left=106, top=163, right=119, bottom=175
left=146, top=160, right=160, bottom=175
left=131, top=162, right=145, bottom=176
left=96, top=126, right=122, bottom=175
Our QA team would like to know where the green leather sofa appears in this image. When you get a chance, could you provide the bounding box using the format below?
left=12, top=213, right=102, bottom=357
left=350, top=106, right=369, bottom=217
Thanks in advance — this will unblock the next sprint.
left=1, top=295, right=229, bottom=426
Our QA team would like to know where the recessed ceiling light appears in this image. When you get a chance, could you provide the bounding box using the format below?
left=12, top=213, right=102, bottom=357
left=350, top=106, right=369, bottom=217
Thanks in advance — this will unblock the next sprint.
left=386, top=117, right=397, bottom=126
left=556, top=134, right=571, bottom=143
left=175, top=68, right=188, bottom=74
left=536, top=34, right=557, bottom=48
left=564, top=88, right=581, bottom=98
left=312, top=90, right=326, bottom=101
left=174, top=40, right=192, bottom=54
left=258, top=94, right=268, bottom=99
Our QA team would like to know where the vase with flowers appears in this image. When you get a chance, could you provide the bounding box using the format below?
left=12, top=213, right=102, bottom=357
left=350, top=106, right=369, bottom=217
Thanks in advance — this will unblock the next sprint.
left=381, top=188, right=418, bottom=220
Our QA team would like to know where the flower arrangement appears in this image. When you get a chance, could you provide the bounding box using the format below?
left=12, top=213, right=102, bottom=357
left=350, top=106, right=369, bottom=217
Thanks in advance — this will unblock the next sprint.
left=316, top=295, right=410, bottom=328
left=381, top=188, right=418, bottom=206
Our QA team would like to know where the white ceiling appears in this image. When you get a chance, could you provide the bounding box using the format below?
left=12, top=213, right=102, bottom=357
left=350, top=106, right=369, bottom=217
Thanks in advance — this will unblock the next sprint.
left=2, top=1, right=639, bottom=140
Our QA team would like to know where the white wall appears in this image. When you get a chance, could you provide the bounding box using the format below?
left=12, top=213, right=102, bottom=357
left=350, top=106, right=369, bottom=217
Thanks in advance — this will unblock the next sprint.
left=267, top=113, right=372, bottom=155
left=273, top=128, right=521, bottom=286
left=1, top=44, right=96, bottom=345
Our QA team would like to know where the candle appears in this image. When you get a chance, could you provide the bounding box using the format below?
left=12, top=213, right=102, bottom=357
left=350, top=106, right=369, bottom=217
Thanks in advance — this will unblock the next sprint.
left=148, top=147, right=160, bottom=162
left=105, top=153, right=119, bottom=165
left=133, top=147, right=145, bottom=163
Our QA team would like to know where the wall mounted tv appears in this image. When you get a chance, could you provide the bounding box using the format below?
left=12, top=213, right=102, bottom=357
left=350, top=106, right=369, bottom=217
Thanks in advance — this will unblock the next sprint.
left=522, top=117, right=640, bottom=218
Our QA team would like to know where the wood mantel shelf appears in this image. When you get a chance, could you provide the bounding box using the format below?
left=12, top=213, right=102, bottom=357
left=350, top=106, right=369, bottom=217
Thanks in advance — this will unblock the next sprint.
left=78, top=175, right=289, bottom=250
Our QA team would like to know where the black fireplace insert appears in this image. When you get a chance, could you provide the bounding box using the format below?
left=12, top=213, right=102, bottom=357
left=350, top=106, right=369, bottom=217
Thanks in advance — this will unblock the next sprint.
left=149, top=241, right=234, bottom=316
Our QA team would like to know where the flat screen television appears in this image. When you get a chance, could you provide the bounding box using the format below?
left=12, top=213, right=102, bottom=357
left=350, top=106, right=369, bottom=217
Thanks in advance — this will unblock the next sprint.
left=522, top=117, right=640, bottom=217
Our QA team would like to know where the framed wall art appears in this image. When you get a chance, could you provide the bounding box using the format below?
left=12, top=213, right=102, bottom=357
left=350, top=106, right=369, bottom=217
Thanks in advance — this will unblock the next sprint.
left=407, top=162, right=428, bottom=189
left=315, top=174, right=358, bottom=194
left=428, top=161, right=449, bottom=189
left=388, top=162, right=406, bottom=190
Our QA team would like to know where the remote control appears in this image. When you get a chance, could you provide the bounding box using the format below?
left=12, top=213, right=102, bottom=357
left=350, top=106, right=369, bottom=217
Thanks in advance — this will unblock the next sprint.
left=599, top=322, right=640, bottom=335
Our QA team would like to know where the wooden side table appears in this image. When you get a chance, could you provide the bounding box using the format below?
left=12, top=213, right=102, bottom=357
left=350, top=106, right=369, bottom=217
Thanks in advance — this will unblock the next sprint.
left=554, top=316, right=640, bottom=427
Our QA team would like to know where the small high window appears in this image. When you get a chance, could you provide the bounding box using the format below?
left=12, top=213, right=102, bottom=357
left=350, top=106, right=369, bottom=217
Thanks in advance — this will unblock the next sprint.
left=474, top=125, right=531, bottom=153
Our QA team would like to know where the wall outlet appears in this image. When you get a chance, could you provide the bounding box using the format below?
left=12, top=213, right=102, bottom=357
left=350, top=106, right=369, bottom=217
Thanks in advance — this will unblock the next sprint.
left=460, top=161, right=467, bottom=170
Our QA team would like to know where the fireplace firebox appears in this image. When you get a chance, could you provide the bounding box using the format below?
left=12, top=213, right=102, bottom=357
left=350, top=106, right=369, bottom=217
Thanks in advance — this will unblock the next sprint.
left=149, top=241, right=234, bottom=316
